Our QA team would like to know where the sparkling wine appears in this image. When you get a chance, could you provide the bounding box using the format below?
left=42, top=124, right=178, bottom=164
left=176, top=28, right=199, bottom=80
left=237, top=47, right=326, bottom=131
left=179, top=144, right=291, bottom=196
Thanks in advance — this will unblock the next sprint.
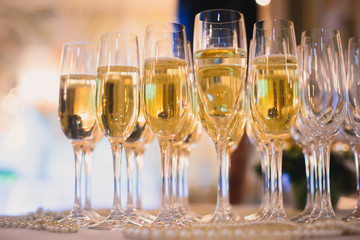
left=198, top=92, right=246, bottom=145
left=96, top=65, right=139, bottom=141
left=194, top=48, right=247, bottom=126
left=143, top=58, right=191, bottom=138
left=251, top=55, right=299, bottom=139
left=59, top=74, right=97, bottom=141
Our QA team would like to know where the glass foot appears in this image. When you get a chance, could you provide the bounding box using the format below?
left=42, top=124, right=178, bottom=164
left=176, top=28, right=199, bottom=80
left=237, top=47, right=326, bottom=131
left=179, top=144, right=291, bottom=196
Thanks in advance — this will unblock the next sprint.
left=342, top=207, right=360, bottom=222
left=291, top=205, right=314, bottom=222
left=59, top=210, right=95, bottom=227
left=244, top=206, right=267, bottom=222
left=84, top=209, right=104, bottom=222
left=204, top=205, right=240, bottom=224
left=124, top=208, right=154, bottom=225
left=306, top=208, right=337, bottom=222
left=88, top=209, right=138, bottom=230
left=254, top=207, right=292, bottom=224
left=150, top=208, right=185, bottom=227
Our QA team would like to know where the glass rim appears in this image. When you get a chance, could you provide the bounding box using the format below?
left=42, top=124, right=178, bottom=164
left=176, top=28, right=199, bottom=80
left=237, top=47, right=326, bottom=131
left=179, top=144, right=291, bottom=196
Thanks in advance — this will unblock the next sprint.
left=254, top=18, right=294, bottom=31
left=101, top=31, right=138, bottom=41
left=63, top=41, right=97, bottom=50
left=146, top=22, right=186, bottom=33
left=195, top=9, right=244, bottom=24
left=301, top=28, right=340, bottom=39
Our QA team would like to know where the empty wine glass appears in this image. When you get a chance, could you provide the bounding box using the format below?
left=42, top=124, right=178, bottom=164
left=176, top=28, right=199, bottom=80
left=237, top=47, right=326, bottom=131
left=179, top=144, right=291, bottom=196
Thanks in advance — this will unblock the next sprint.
left=300, top=28, right=347, bottom=221
left=58, top=41, right=98, bottom=226
left=343, top=36, right=360, bottom=222
left=90, top=32, right=140, bottom=230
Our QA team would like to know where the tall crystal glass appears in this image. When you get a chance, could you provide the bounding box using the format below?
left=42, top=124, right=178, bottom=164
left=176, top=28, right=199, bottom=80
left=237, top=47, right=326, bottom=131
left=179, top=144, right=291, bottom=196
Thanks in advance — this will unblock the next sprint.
left=343, top=36, right=360, bottom=221
left=193, top=9, right=247, bottom=224
left=300, top=28, right=346, bottom=221
left=58, top=42, right=98, bottom=226
left=90, top=32, right=140, bottom=230
left=249, top=19, right=299, bottom=222
left=143, top=22, right=193, bottom=227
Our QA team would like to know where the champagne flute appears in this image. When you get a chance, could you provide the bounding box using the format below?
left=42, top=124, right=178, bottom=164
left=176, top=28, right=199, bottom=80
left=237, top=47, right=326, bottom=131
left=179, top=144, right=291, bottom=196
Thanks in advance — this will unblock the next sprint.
left=124, top=113, right=155, bottom=224
left=343, top=36, right=360, bottom=222
left=90, top=32, right=140, bottom=230
left=193, top=9, right=247, bottom=223
left=249, top=19, right=299, bottom=222
left=84, top=125, right=103, bottom=221
left=143, top=22, right=193, bottom=227
left=300, top=28, right=346, bottom=221
left=58, top=42, right=98, bottom=226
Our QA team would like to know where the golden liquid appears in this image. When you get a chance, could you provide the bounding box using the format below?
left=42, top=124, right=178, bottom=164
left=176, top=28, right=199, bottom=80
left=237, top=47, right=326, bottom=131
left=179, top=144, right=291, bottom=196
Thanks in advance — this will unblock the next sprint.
left=198, top=88, right=246, bottom=145
left=143, top=58, right=191, bottom=138
left=59, top=74, right=97, bottom=141
left=194, top=48, right=247, bottom=126
left=251, top=55, right=299, bottom=139
left=96, top=66, right=139, bottom=141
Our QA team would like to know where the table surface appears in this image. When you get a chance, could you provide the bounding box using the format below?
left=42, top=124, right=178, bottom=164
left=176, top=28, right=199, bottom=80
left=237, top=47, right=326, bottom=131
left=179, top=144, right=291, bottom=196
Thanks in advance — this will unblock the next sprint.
left=1, top=205, right=359, bottom=240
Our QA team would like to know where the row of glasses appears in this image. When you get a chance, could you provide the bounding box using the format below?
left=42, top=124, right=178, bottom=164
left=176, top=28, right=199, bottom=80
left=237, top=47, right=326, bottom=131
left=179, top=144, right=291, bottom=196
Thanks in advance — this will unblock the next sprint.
left=58, top=11, right=360, bottom=230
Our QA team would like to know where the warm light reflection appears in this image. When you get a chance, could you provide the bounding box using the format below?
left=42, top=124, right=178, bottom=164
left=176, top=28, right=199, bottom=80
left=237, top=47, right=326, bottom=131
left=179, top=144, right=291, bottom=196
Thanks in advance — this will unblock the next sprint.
left=256, top=0, right=271, bottom=7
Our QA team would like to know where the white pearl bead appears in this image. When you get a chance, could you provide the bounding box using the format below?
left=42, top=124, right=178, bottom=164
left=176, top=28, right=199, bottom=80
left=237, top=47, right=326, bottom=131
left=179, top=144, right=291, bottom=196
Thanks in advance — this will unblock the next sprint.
left=34, top=224, right=41, bottom=230
left=61, top=227, right=68, bottom=233
left=5, top=221, right=12, bottom=228
left=12, top=221, right=19, bottom=228
left=20, top=221, right=27, bottom=228
left=0, top=220, right=5, bottom=228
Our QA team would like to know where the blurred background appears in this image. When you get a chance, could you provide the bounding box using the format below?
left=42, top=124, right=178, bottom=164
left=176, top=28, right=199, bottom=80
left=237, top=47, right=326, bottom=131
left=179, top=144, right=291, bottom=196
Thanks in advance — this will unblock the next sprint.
left=0, top=0, right=359, bottom=215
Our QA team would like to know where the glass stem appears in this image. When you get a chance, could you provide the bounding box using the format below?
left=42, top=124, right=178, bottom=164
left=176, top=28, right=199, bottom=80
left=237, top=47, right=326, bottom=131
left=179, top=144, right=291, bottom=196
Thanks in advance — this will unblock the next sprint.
left=125, top=147, right=136, bottom=210
left=181, top=149, right=190, bottom=209
left=263, top=144, right=271, bottom=210
left=303, top=147, right=314, bottom=211
left=72, top=143, right=85, bottom=213
left=158, top=139, right=174, bottom=213
left=171, top=147, right=179, bottom=207
left=214, top=137, right=231, bottom=215
left=135, top=148, right=145, bottom=210
left=318, top=138, right=336, bottom=219
left=110, top=141, right=124, bottom=211
left=269, top=138, right=287, bottom=219
left=84, top=146, right=94, bottom=211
